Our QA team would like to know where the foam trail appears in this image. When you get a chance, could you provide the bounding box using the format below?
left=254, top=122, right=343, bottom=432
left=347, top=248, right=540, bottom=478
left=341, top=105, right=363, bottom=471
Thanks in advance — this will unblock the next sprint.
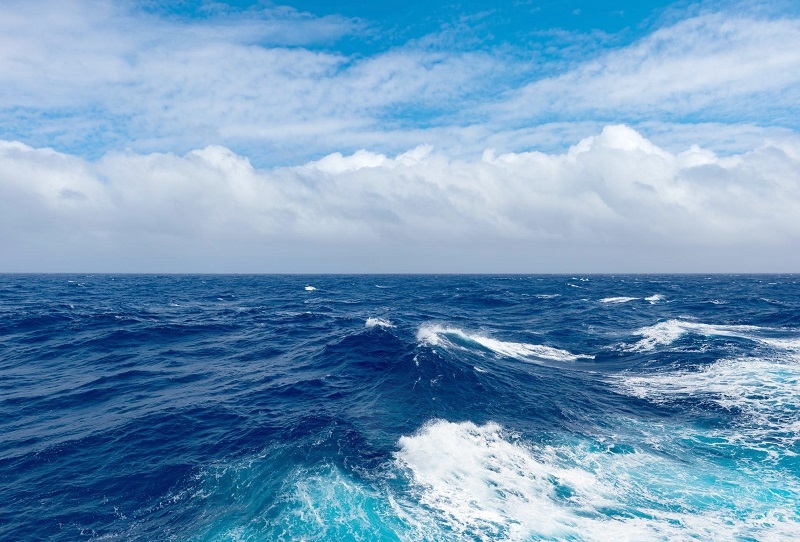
left=416, top=324, right=592, bottom=362
left=627, top=319, right=800, bottom=352
left=600, top=296, right=638, bottom=303
left=365, top=317, right=394, bottom=329
left=617, top=356, right=800, bottom=451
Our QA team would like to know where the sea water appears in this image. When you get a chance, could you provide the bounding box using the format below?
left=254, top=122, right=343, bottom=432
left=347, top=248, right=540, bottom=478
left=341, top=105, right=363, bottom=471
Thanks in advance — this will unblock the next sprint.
left=1, top=274, right=799, bottom=540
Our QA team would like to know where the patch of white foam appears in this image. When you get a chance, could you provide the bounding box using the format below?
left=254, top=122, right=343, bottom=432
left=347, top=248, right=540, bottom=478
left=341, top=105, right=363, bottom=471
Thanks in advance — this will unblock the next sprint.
left=365, top=317, right=394, bottom=329
left=396, top=420, right=583, bottom=540
left=618, top=356, right=800, bottom=450
left=395, top=419, right=800, bottom=541
left=645, top=294, right=664, bottom=303
left=761, top=337, right=800, bottom=350
left=625, top=319, right=791, bottom=352
left=600, top=296, right=638, bottom=303
left=416, top=324, right=592, bottom=362
left=304, top=285, right=316, bottom=291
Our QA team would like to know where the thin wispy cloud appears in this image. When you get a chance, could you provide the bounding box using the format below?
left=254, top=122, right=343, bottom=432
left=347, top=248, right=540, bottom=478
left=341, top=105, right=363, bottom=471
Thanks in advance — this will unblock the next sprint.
left=499, top=13, right=800, bottom=123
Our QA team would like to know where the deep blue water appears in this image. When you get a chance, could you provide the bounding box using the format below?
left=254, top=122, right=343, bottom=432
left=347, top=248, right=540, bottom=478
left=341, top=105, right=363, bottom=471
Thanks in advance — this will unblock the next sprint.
left=1, top=274, right=799, bottom=541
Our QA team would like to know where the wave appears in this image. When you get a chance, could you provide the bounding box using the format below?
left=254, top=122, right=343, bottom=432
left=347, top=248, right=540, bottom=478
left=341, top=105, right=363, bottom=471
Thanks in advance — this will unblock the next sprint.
left=620, top=356, right=800, bottom=418
left=617, top=356, right=800, bottom=452
left=165, top=417, right=800, bottom=541
left=626, top=319, right=800, bottom=352
left=188, top=462, right=420, bottom=541
left=600, top=296, right=638, bottom=303
left=394, top=419, right=800, bottom=541
left=416, top=324, right=592, bottom=362
left=365, top=317, right=394, bottom=329
left=600, top=294, right=664, bottom=305
left=304, top=285, right=316, bottom=291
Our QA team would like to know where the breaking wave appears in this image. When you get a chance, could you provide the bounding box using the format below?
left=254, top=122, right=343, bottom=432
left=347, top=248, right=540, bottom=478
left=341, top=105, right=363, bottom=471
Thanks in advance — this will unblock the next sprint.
left=416, top=324, right=592, bottom=362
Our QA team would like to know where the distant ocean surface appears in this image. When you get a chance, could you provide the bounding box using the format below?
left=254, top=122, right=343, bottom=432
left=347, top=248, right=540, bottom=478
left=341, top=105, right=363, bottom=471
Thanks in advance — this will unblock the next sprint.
left=2, top=274, right=799, bottom=541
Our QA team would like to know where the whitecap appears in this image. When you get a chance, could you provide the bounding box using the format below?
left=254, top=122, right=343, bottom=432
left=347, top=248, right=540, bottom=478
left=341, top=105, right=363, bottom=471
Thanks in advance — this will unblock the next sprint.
left=600, top=296, right=638, bottom=303
left=395, top=419, right=800, bottom=541
left=416, top=324, right=592, bottom=362
left=365, top=317, right=394, bottom=329
left=172, top=417, right=800, bottom=541
left=396, top=420, right=581, bottom=540
left=304, top=285, right=317, bottom=291
left=644, top=294, right=664, bottom=303
left=616, top=356, right=800, bottom=452
left=619, top=357, right=800, bottom=415
left=626, top=319, right=797, bottom=352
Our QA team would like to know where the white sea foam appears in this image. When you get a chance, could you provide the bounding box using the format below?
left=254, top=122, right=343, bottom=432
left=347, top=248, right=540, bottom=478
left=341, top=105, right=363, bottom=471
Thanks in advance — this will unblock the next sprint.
left=365, top=317, right=394, bottom=329
left=304, top=285, right=316, bottom=291
left=395, top=419, right=800, bottom=541
left=620, top=357, right=800, bottom=415
left=416, top=324, right=592, bottom=362
left=644, top=294, right=664, bottom=303
left=192, top=419, right=800, bottom=541
left=397, top=420, right=585, bottom=540
left=534, top=293, right=560, bottom=299
left=600, top=296, right=638, bottom=303
left=761, top=336, right=800, bottom=350
left=625, top=319, right=795, bottom=352
left=618, top=356, right=800, bottom=449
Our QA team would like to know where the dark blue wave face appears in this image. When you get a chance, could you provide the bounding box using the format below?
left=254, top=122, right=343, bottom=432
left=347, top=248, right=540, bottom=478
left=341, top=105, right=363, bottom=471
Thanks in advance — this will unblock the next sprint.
left=1, top=275, right=799, bottom=540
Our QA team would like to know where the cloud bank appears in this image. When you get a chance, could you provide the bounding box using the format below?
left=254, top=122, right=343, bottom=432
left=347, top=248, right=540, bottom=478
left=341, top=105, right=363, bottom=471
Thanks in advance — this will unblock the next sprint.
left=3, top=125, right=799, bottom=272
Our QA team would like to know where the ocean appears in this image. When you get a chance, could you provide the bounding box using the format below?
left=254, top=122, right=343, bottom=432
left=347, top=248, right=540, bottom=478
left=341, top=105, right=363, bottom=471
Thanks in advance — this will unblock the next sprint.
left=1, top=274, right=799, bottom=541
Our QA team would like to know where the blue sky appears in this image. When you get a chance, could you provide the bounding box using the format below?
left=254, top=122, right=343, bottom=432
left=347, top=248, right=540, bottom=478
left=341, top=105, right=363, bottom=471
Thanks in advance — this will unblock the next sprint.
left=3, top=0, right=798, bottom=164
left=1, top=0, right=800, bottom=271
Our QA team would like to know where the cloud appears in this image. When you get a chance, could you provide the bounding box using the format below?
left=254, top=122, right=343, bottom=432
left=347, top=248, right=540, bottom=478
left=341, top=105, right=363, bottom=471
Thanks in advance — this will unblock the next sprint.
left=498, top=13, right=800, bottom=123
left=3, top=2, right=799, bottom=165
left=2, top=125, right=799, bottom=271
left=0, top=0, right=501, bottom=162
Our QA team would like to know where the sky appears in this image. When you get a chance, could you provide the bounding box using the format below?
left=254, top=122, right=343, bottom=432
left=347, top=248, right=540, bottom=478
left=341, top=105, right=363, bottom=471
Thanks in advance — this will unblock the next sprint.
left=2, top=0, right=800, bottom=272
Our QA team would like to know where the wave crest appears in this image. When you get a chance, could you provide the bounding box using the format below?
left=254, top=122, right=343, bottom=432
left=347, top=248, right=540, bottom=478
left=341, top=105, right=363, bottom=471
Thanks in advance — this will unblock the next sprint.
left=365, top=317, right=394, bottom=329
left=416, top=324, right=591, bottom=362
